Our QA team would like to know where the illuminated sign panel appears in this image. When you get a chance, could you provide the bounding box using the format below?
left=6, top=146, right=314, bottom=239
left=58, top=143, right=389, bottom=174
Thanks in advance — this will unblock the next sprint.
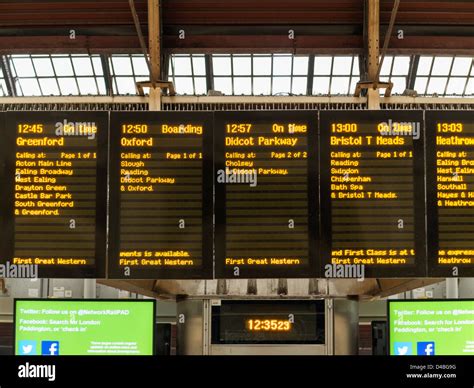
left=108, top=112, right=213, bottom=279
left=15, top=299, right=155, bottom=355
left=320, top=111, right=426, bottom=277
left=211, top=300, right=325, bottom=344
left=388, top=300, right=474, bottom=355
left=426, top=111, right=474, bottom=277
left=214, top=111, right=319, bottom=278
left=3, top=112, right=107, bottom=278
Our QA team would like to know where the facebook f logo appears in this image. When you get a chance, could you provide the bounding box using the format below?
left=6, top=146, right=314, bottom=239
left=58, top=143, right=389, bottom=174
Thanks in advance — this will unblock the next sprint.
left=41, top=341, right=59, bottom=356
left=417, top=342, right=435, bottom=356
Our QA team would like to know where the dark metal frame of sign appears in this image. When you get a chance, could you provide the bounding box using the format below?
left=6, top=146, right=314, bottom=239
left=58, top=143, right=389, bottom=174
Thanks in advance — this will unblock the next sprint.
left=108, top=111, right=214, bottom=279
left=214, top=111, right=319, bottom=279
left=13, top=298, right=157, bottom=356
left=211, top=299, right=325, bottom=345
left=320, top=110, right=427, bottom=278
left=0, top=113, right=5, bottom=265
left=426, top=111, right=474, bottom=277
left=3, top=111, right=108, bottom=278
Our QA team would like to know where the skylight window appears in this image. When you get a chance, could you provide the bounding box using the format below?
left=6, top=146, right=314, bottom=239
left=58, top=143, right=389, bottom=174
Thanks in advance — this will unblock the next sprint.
left=168, top=54, right=207, bottom=95
left=109, top=54, right=150, bottom=95
left=414, top=55, right=473, bottom=96
left=378, top=55, right=410, bottom=95
left=7, top=54, right=106, bottom=96
left=0, top=53, right=470, bottom=98
left=313, top=55, right=359, bottom=95
left=209, top=54, right=309, bottom=96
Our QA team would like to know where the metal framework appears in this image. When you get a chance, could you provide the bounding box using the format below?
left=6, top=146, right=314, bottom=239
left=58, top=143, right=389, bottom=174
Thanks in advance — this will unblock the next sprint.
left=0, top=96, right=473, bottom=112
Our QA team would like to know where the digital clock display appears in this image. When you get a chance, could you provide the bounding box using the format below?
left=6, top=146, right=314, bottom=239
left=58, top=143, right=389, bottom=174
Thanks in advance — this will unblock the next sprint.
left=212, top=300, right=325, bottom=344
left=246, top=319, right=292, bottom=332
left=17, top=123, right=44, bottom=134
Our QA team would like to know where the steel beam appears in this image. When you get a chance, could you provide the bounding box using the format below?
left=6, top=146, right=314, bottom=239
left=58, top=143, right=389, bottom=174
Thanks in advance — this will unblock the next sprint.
left=148, top=0, right=161, bottom=110
left=0, top=35, right=473, bottom=55
left=407, top=55, right=420, bottom=91
left=366, top=0, right=380, bottom=109
left=0, top=56, right=16, bottom=97
left=0, top=95, right=473, bottom=105
left=100, top=54, right=113, bottom=97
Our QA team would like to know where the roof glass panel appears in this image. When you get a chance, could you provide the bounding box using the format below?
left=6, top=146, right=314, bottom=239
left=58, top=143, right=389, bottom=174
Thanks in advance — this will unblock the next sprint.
left=8, top=54, right=105, bottom=96
left=0, top=53, right=470, bottom=98
left=110, top=54, right=151, bottom=95
left=415, top=55, right=473, bottom=96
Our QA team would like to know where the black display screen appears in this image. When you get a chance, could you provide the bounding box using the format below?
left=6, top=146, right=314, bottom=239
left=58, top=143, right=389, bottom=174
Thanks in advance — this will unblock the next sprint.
left=211, top=300, right=325, bottom=344
left=2, top=111, right=107, bottom=278
left=108, top=112, right=213, bottom=279
left=320, top=111, right=426, bottom=278
left=426, top=111, right=474, bottom=277
left=215, top=111, right=319, bottom=278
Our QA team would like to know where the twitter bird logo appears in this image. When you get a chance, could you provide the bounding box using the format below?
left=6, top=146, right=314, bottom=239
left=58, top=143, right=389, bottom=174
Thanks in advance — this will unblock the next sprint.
left=18, top=340, right=37, bottom=355
left=394, top=342, right=412, bottom=355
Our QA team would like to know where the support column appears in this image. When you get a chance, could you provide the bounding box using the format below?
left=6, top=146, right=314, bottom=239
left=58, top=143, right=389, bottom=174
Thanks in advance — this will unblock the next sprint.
left=149, top=87, right=162, bottom=111
left=148, top=0, right=162, bottom=111
left=367, top=0, right=380, bottom=109
left=333, top=298, right=359, bottom=355
left=40, top=279, right=49, bottom=298
left=176, top=299, right=207, bottom=355
left=84, top=279, right=97, bottom=299
left=446, top=278, right=459, bottom=299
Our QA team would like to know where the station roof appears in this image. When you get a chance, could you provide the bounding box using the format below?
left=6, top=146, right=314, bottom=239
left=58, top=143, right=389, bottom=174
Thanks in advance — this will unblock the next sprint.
left=0, top=1, right=472, bottom=97
left=0, top=0, right=472, bottom=54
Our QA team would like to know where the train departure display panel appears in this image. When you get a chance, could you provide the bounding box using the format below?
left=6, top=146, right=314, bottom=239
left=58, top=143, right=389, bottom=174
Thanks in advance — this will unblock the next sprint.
left=2, top=112, right=107, bottom=278
left=320, top=111, right=426, bottom=278
left=426, top=111, right=474, bottom=277
left=108, top=112, right=213, bottom=279
left=215, top=111, right=319, bottom=278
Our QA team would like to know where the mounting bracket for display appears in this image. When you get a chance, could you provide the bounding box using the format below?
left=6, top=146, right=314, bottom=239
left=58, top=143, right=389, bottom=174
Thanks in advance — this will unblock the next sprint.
left=136, top=80, right=175, bottom=96
left=354, top=80, right=393, bottom=97
left=129, top=0, right=176, bottom=111
left=356, top=0, right=399, bottom=107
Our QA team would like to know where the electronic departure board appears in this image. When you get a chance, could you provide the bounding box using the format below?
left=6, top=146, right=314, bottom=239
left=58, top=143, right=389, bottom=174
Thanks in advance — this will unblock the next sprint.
left=426, top=111, right=474, bottom=277
left=320, top=111, right=426, bottom=278
left=214, top=111, right=319, bottom=278
left=211, top=300, right=325, bottom=344
left=108, top=112, right=213, bottom=279
left=2, top=112, right=107, bottom=278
